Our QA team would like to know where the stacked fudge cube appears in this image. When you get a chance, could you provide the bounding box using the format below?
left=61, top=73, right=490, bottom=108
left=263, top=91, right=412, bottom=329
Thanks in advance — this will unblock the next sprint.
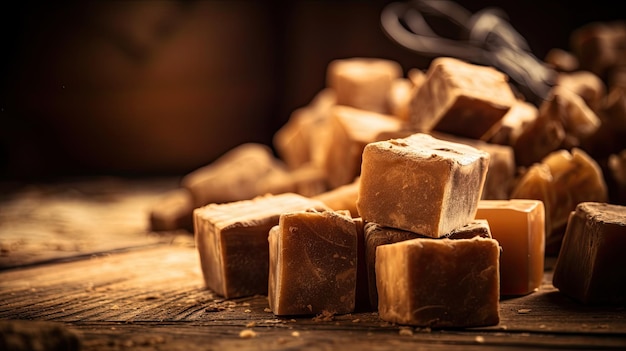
left=356, top=133, right=501, bottom=328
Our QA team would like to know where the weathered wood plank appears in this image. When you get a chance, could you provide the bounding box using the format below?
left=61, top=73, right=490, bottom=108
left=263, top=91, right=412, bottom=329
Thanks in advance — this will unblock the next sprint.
left=2, top=177, right=626, bottom=350
left=1, top=244, right=626, bottom=350
left=0, top=177, right=182, bottom=269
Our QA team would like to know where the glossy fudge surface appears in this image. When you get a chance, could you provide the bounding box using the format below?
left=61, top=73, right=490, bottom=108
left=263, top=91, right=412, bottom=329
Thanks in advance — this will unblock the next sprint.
left=194, top=193, right=329, bottom=299
left=475, top=199, right=545, bottom=296
left=268, top=209, right=358, bottom=316
left=553, top=202, right=626, bottom=304
left=376, top=237, right=500, bottom=328
left=357, top=133, right=489, bottom=238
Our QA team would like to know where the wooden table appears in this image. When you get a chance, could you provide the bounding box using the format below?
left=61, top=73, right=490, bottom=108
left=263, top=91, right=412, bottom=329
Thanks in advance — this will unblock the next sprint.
left=1, top=177, right=625, bottom=350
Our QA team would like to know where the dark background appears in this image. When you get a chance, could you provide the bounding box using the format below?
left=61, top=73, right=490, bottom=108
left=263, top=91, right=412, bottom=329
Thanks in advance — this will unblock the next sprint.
left=0, top=0, right=622, bottom=181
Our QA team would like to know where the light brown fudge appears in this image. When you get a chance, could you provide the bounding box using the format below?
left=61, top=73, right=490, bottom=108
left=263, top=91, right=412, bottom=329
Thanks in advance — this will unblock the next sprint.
left=327, top=57, right=403, bottom=114
left=194, top=193, right=329, bottom=299
left=376, top=236, right=500, bottom=328
left=148, top=188, right=194, bottom=232
left=553, top=202, right=626, bottom=304
left=475, top=200, right=545, bottom=296
left=409, top=57, right=516, bottom=139
left=431, top=132, right=516, bottom=200
left=268, top=209, right=358, bottom=316
left=364, top=220, right=492, bottom=309
left=182, top=143, right=294, bottom=208
left=356, top=133, right=490, bottom=238
left=511, top=148, right=608, bottom=253
left=323, top=105, right=405, bottom=188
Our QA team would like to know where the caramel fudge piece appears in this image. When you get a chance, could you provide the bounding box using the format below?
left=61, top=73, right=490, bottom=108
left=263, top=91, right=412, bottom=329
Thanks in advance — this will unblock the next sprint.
left=553, top=202, right=626, bottom=304
left=432, top=132, right=516, bottom=200
left=182, top=143, right=294, bottom=208
left=376, top=237, right=500, bottom=328
left=484, top=100, right=538, bottom=147
left=148, top=188, right=194, bottom=232
left=273, top=88, right=336, bottom=170
left=556, top=71, right=606, bottom=113
left=194, top=193, right=329, bottom=299
left=268, top=209, right=358, bottom=316
left=327, top=57, right=403, bottom=114
left=365, top=220, right=491, bottom=309
left=312, top=177, right=360, bottom=217
left=357, top=133, right=490, bottom=238
left=324, top=105, right=405, bottom=188
left=511, top=148, right=608, bottom=252
left=475, top=200, right=545, bottom=296
left=409, top=57, right=517, bottom=139
left=387, top=78, right=415, bottom=121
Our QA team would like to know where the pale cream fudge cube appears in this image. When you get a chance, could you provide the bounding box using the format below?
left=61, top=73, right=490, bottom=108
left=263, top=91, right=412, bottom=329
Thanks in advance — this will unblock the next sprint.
left=475, top=200, right=545, bottom=296
left=194, top=193, right=329, bottom=299
left=268, top=209, right=358, bottom=316
left=376, top=237, right=501, bottom=328
left=553, top=202, right=626, bottom=304
left=409, top=57, right=517, bottom=139
left=324, top=105, right=405, bottom=188
left=327, top=57, right=403, bottom=114
left=356, top=133, right=490, bottom=238
left=364, top=220, right=492, bottom=309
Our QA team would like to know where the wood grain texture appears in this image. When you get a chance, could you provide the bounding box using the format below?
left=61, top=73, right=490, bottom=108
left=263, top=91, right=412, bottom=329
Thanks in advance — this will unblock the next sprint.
left=1, top=178, right=626, bottom=350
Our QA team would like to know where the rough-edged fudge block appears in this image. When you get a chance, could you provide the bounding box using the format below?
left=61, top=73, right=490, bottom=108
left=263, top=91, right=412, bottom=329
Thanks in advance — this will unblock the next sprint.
left=365, top=220, right=492, bottom=309
left=475, top=200, right=545, bottom=296
left=273, top=88, right=336, bottom=170
left=324, top=105, right=405, bottom=188
left=431, top=132, right=516, bottom=200
left=511, top=148, right=608, bottom=253
left=327, top=57, right=403, bottom=114
left=409, top=57, right=516, bottom=139
left=182, top=143, right=294, bottom=208
left=376, top=237, right=500, bottom=328
left=268, top=209, right=358, bottom=316
left=356, top=133, right=490, bottom=238
left=149, top=188, right=194, bottom=232
left=484, top=100, right=538, bottom=147
left=194, top=193, right=329, bottom=299
left=553, top=202, right=626, bottom=304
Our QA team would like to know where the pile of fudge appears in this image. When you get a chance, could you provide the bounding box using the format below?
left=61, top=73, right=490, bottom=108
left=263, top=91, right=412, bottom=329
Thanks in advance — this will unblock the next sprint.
left=149, top=21, right=626, bottom=328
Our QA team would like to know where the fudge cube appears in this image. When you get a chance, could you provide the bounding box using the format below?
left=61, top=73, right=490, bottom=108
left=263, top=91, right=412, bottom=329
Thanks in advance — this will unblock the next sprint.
left=431, top=132, right=516, bottom=200
left=327, top=57, right=403, bottom=114
left=194, top=193, right=329, bottom=299
left=324, top=105, right=405, bottom=188
left=553, top=202, right=626, bottom=304
left=356, top=133, right=490, bottom=238
left=475, top=200, right=546, bottom=296
left=376, top=237, right=501, bottom=328
left=182, top=143, right=293, bottom=208
left=365, top=220, right=491, bottom=309
left=268, top=209, right=358, bottom=316
left=409, top=57, right=516, bottom=139
left=511, top=148, right=608, bottom=252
